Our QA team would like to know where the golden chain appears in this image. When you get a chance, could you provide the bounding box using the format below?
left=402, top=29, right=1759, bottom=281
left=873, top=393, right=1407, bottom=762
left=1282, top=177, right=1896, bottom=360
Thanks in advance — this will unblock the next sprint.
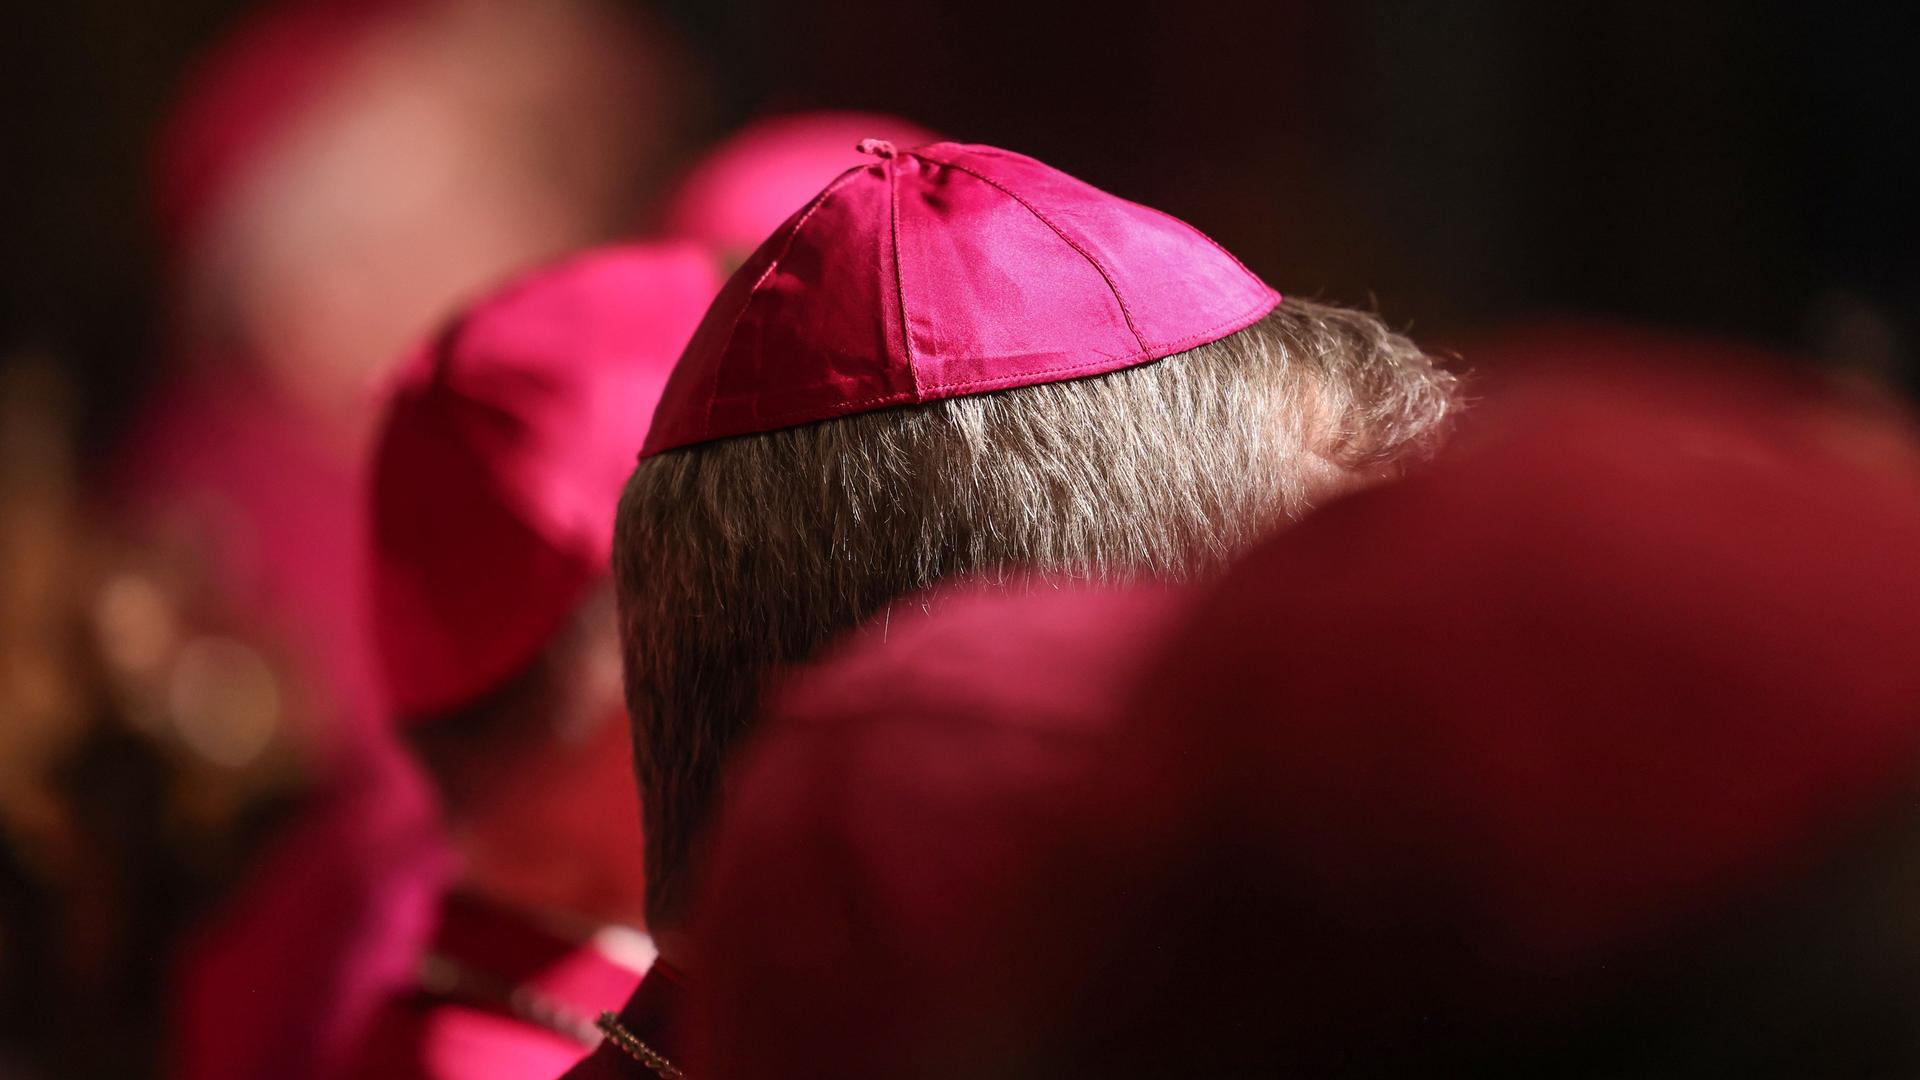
left=594, top=1011, right=688, bottom=1079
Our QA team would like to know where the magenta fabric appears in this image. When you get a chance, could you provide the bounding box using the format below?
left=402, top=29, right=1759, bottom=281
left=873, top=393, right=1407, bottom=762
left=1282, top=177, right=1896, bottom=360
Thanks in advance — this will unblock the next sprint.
left=689, top=582, right=1194, bottom=1079
left=557, top=961, right=697, bottom=1080
left=641, top=142, right=1279, bottom=456
left=153, top=0, right=425, bottom=256
left=169, top=744, right=450, bottom=1080
left=370, top=242, right=720, bottom=717
left=114, top=364, right=437, bottom=1080
left=1101, top=362, right=1920, bottom=1067
left=348, top=893, right=648, bottom=1079
left=659, top=111, right=940, bottom=260
left=114, top=374, right=387, bottom=753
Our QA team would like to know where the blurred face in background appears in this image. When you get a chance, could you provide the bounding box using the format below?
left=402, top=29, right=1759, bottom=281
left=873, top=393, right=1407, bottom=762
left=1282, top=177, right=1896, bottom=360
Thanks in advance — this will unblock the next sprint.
left=178, top=0, right=696, bottom=445
left=411, top=594, right=653, bottom=926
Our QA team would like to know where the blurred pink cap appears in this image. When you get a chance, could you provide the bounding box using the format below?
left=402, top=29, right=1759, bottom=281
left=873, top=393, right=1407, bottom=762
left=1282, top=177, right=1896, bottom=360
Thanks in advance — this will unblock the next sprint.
left=370, top=242, right=721, bottom=717
left=660, top=111, right=941, bottom=258
left=642, top=141, right=1279, bottom=457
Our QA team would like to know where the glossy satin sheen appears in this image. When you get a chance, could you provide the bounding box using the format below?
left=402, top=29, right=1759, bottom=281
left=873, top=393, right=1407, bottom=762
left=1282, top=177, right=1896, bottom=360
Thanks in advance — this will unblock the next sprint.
left=641, top=141, right=1280, bottom=457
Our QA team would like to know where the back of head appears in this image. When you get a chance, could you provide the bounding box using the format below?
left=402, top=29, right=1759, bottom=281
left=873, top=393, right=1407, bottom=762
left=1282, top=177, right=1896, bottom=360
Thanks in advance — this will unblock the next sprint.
left=613, top=141, right=1459, bottom=921
left=370, top=241, right=720, bottom=923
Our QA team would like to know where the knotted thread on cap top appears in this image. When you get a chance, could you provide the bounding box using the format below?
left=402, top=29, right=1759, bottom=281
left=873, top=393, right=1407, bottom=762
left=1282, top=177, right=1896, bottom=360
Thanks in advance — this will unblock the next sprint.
left=856, top=138, right=896, bottom=159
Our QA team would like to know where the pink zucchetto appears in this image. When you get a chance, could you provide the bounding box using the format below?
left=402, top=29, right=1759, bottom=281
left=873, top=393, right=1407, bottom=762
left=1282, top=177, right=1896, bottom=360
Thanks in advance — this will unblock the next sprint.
left=640, top=140, right=1280, bottom=457
left=371, top=242, right=721, bottom=717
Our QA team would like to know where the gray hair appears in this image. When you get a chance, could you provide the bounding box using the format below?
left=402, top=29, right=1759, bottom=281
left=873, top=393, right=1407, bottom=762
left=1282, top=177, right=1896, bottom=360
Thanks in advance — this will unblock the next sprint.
left=613, top=298, right=1458, bottom=921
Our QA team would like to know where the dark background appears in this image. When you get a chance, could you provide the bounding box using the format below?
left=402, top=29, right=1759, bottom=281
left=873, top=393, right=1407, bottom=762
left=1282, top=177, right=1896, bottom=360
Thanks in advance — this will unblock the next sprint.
left=4, top=0, right=1915, bottom=458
